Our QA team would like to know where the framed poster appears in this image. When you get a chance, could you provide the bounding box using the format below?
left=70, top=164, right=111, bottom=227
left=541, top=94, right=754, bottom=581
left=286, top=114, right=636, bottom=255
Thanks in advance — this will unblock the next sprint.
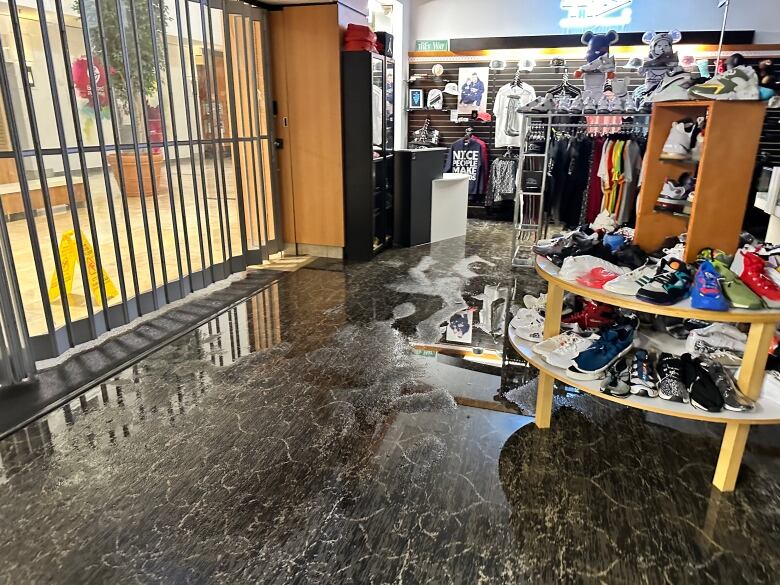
left=457, top=67, right=489, bottom=114
left=446, top=310, right=473, bottom=344
left=409, top=88, right=424, bottom=109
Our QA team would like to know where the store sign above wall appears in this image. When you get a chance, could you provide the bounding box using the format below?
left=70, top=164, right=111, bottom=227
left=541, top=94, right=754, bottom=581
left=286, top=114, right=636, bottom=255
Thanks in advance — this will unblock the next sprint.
left=559, top=0, right=634, bottom=29
left=416, top=39, right=450, bottom=52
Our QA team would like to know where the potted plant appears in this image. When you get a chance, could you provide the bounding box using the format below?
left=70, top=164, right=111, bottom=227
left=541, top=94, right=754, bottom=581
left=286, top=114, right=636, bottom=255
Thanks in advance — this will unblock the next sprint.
left=76, top=0, right=169, bottom=197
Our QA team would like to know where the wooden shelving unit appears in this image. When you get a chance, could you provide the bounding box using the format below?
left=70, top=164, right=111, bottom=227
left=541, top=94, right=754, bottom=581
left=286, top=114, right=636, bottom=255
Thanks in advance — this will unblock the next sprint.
left=512, top=257, right=780, bottom=493
left=634, top=101, right=767, bottom=263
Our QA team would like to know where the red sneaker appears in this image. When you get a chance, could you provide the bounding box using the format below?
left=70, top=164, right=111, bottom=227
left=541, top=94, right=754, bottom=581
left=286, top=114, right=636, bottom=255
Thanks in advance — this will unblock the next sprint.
left=561, top=300, right=615, bottom=330
left=576, top=267, right=621, bottom=289
left=731, top=251, right=780, bottom=308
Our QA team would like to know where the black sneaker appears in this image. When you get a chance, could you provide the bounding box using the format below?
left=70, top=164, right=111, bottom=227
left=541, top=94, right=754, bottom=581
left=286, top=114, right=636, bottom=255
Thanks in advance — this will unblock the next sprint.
left=630, top=350, right=658, bottom=397
left=683, top=356, right=725, bottom=413
left=699, top=360, right=755, bottom=412
left=636, top=259, right=693, bottom=306
left=614, top=245, right=649, bottom=270
left=600, top=358, right=631, bottom=397
left=657, top=353, right=689, bottom=403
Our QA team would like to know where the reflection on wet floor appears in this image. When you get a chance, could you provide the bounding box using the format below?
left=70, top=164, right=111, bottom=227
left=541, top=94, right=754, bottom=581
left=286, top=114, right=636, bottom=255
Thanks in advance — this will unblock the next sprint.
left=1, top=220, right=780, bottom=583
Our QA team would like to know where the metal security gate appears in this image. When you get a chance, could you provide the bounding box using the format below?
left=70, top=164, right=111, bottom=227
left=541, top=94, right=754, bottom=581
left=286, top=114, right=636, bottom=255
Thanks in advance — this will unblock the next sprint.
left=0, top=0, right=281, bottom=364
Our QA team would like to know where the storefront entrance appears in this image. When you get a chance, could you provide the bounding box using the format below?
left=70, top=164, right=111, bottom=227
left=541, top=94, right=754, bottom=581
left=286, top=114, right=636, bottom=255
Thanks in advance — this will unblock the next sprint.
left=0, top=0, right=281, bottom=363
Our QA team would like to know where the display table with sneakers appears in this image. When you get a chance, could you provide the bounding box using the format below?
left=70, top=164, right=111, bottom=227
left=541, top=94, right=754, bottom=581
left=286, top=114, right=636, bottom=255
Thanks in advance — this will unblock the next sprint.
left=508, top=255, right=780, bottom=493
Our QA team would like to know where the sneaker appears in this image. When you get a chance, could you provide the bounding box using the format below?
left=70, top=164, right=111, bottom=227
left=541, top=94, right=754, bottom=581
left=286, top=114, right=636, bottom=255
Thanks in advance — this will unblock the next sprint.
left=603, top=263, right=656, bottom=296
left=711, top=256, right=765, bottom=310
left=531, top=94, right=556, bottom=113
left=636, top=259, right=693, bottom=305
left=683, top=355, right=725, bottom=412
left=699, top=359, right=755, bottom=412
left=558, top=255, right=626, bottom=281
left=596, top=95, right=611, bottom=114
left=581, top=54, right=616, bottom=74
left=576, top=267, right=622, bottom=289
left=510, top=309, right=545, bottom=342
left=660, top=119, right=696, bottom=161
left=533, top=331, right=596, bottom=364
left=582, top=95, right=597, bottom=114
left=545, top=333, right=601, bottom=369
left=649, top=71, right=695, bottom=103
left=523, top=293, right=547, bottom=311
left=614, top=245, right=649, bottom=270
left=603, top=233, right=627, bottom=252
left=561, top=300, right=615, bottom=331
left=691, top=260, right=730, bottom=311
left=568, top=326, right=635, bottom=380
left=568, top=95, right=584, bottom=114
left=533, top=230, right=598, bottom=259
left=686, top=324, right=746, bottom=365
left=600, top=358, right=631, bottom=397
left=689, top=65, right=760, bottom=101
left=731, top=250, right=780, bottom=309
left=630, top=350, right=659, bottom=397
left=656, top=353, right=690, bottom=403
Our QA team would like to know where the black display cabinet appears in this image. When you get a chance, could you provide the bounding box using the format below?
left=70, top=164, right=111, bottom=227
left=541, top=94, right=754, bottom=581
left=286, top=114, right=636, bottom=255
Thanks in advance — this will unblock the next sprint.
left=342, top=52, right=395, bottom=261
left=394, top=148, right=447, bottom=247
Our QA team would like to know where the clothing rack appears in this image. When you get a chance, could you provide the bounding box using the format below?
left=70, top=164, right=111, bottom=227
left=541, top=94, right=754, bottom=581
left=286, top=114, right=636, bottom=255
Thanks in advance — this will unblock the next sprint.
left=512, top=113, right=651, bottom=268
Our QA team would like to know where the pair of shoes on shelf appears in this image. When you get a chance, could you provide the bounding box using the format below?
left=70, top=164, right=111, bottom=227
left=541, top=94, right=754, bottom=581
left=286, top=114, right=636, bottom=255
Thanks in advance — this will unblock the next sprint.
left=601, top=349, right=657, bottom=398
left=655, top=173, right=696, bottom=213
left=661, top=117, right=705, bottom=161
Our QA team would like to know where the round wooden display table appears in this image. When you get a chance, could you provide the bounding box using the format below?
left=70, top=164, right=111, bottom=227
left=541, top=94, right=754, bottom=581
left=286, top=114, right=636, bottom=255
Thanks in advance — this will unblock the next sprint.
left=513, top=256, right=780, bottom=493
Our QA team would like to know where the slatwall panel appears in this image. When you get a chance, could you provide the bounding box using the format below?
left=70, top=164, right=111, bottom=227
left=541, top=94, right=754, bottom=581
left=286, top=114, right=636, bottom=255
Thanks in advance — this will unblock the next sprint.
left=407, top=57, right=780, bottom=165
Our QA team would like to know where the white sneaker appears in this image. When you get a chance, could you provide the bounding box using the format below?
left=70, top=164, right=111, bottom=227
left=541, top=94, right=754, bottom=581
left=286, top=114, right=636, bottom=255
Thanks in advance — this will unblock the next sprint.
left=686, top=326, right=747, bottom=364
left=559, top=255, right=628, bottom=281
left=533, top=331, right=587, bottom=358
left=689, top=65, right=760, bottom=101
left=590, top=210, right=617, bottom=232
left=546, top=333, right=601, bottom=369
left=603, top=264, right=657, bottom=296
left=693, top=323, right=748, bottom=343
left=523, top=293, right=547, bottom=311
left=581, top=54, right=616, bottom=74
left=649, top=72, right=694, bottom=103
left=510, top=309, right=545, bottom=342
left=661, top=120, right=696, bottom=160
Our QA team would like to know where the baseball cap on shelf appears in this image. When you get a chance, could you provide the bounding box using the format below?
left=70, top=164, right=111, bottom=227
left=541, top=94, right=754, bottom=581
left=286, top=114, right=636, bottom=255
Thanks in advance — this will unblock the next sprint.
left=477, top=112, right=492, bottom=122
left=490, top=59, right=507, bottom=71
left=518, top=58, right=536, bottom=72
left=443, top=82, right=459, bottom=95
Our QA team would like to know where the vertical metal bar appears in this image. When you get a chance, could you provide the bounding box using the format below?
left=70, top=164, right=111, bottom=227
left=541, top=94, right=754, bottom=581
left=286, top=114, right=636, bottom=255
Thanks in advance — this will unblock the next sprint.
left=184, top=0, right=218, bottom=279
left=138, top=0, right=187, bottom=299
left=156, top=0, right=195, bottom=291
left=241, top=13, right=266, bottom=253
left=0, top=31, right=56, bottom=341
left=172, top=0, right=208, bottom=281
left=247, top=14, right=270, bottom=249
left=222, top=3, right=249, bottom=257
left=89, top=0, right=145, bottom=318
left=536, top=115, right=553, bottom=242
left=54, top=2, right=129, bottom=329
left=35, top=0, right=100, bottom=339
left=116, top=0, right=168, bottom=309
left=259, top=14, right=284, bottom=250
left=200, top=0, right=231, bottom=261
left=6, top=0, right=76, bottom=347
left=0, top=195, right=35, bottom=383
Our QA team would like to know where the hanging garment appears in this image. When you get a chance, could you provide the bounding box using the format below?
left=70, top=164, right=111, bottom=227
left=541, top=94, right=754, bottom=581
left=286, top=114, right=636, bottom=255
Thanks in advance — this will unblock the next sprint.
left=488, top=157, right=520, bottom=204
left=585, top=136, right=606, bottom=224
left=617, top=139, right=644, bottom=224
left=544, top=134, right=572, bottom=221
left=559, top=134, right=594, bottom=228
left=372, top=84, right=383, bottom=146
left=494, top=82, right=536, bottom=148
left=445, top=137, right=489, bottom=195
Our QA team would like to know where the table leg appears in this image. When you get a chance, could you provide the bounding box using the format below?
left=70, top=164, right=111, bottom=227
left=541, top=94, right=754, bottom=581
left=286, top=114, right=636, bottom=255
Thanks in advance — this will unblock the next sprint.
left=543, top=283, right=563, bottom=340
left=712, top=423, right=751, bottom=492
left=737, top=321, right=775, bottom=401
left=536, top=372, right=554, bottom=429
left=535, top=283, right=564, bottom=429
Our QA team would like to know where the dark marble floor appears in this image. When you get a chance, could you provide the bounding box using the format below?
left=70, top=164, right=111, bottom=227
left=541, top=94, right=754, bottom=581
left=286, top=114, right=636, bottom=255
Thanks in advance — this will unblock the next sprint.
left=1, top=220, right=779, bottom=584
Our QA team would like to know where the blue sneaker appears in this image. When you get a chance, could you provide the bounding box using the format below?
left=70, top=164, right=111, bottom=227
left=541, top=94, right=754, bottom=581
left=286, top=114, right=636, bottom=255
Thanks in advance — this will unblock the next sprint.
left=691, top=260, right=729, bottom=311
left=568, top=326, right=635, bottom=380
left=603, top=233, right=627, bottom=252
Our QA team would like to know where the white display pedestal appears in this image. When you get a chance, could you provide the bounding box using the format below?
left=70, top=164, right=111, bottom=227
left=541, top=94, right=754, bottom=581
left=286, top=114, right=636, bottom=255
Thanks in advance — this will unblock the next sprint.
left=430, top=173, right=469, bottom=243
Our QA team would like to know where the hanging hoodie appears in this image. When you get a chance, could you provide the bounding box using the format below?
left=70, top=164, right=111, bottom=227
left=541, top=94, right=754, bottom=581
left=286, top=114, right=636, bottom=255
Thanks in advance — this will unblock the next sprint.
left=445, top=137, right=489, bottom=195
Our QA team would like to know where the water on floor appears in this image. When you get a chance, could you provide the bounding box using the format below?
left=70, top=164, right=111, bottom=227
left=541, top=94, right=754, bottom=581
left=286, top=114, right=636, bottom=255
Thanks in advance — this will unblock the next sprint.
left=0, top=220, right=779, bottom=584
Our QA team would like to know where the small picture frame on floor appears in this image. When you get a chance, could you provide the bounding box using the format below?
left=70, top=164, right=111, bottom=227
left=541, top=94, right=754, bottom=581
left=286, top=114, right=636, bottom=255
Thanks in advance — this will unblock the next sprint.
left=446, top=310, right=473, bottom=344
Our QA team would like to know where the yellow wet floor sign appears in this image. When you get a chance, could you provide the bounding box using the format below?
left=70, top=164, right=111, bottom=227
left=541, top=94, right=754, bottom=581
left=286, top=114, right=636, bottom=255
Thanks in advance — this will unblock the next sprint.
left=48, top=230, right=119, bottom=303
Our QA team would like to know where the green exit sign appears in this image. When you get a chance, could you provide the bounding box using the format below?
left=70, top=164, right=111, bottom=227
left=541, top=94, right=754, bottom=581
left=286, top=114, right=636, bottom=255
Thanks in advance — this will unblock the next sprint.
left=415, top=39, right=449, bottom=52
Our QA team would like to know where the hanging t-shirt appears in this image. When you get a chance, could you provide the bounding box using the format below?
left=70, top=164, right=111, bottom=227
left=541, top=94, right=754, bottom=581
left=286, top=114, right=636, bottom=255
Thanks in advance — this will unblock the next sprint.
left=372, top=85, right=383, bottom=146
left=445, top=137, right=488, bottom=195
left=493, top=83, right=536, bottom=148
